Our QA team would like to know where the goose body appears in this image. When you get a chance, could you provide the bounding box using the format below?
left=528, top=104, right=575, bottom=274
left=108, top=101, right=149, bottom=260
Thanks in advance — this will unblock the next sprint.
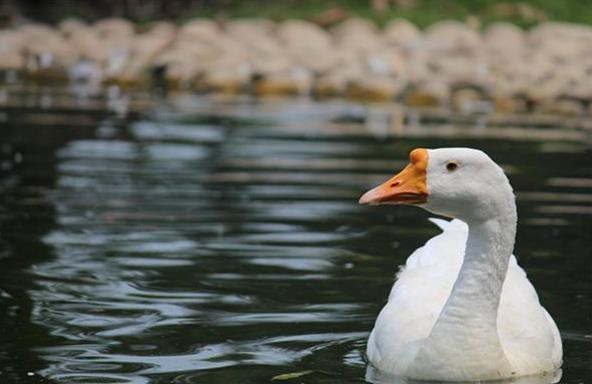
left=360, top=148, right=562, bottom=381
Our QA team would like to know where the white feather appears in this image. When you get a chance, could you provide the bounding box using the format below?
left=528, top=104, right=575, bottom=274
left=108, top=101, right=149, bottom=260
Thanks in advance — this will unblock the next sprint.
left=367, top=218, right=562, bottom=377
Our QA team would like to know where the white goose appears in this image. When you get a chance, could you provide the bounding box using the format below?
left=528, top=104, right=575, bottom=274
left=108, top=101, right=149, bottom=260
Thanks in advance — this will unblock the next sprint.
left=359, top=148, right=562, bottom=381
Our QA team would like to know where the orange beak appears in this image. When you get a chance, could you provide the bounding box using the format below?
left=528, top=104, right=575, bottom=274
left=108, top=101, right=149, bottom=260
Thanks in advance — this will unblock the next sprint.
left=359, top=148, right=429, bottom=205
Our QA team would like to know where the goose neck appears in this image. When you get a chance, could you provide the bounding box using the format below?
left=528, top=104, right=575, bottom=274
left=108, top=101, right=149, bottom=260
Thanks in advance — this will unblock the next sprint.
left=409, top=211, right=517, bottom=379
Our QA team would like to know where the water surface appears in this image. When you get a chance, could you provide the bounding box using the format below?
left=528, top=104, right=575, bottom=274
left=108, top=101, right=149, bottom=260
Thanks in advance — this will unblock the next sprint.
left=0, top=91, right=590, bottom=383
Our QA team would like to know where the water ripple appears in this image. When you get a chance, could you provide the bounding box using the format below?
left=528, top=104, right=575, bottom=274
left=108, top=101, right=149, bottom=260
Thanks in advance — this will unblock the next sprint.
left=0, top=95, right=586, bottom=383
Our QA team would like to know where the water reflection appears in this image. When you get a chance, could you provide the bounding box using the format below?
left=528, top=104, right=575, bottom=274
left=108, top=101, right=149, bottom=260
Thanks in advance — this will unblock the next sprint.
left=0, top=90, right=101, bottom=382
left=0, top=93, right=590, bottom=383
left=366, top=366, right=563, bottom=384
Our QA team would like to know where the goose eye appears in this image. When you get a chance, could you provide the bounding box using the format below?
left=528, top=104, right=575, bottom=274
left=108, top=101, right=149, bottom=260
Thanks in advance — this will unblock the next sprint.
left=446, top=161, right=459, bottom=172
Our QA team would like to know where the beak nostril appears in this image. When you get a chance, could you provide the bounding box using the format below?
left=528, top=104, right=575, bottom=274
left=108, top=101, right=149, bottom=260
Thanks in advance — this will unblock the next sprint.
left=390, top=181, right=400, bottom=188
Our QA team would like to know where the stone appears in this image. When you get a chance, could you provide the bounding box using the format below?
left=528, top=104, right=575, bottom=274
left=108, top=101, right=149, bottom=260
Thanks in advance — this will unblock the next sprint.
left=0, top=31, right=25, bottom=70
left=58, top=18, right=88, bottom=38
left=492, top=94, right=529, bottom=114
left=178, top=19, right=221, bottom=44
left=365, top=50, right=406, bottom=78
left=428, top=56, right=492, bottom=88
left=333, top=18, right=383, bottom=55
left=198, top=65, right=251, bottom=94
left=278, top=20, right=331, bottom=50
left=287, top=46, right=340, bottom=74
left=382, top=19, right=421, bottom=48
left=451, top=87, right=491, bottom=114
left=6, top=15, right=592, bottom=110
left=152, top=49, right=204, bottom=88
left=347, top=75, right=404, bottom=101
left=405, top=80, right=450, bottom=107
left=538, top=98, right=583, bottom=117
left=94, top=18, right=135, bottom=39
left=253, top=67, right=313, bottom=96
left=145, top=21, right=177, bottom=40
left=484, top=22, right=525, bottom=55
left=313, top=73, right=348, bottom=98
left=331, top=17, right=378, bottom=38
left=424, top=20, right=482, bottom=53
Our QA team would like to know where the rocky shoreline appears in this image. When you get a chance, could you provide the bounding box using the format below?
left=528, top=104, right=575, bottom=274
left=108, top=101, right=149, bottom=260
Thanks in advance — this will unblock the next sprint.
left=1, top=17, right=592, bottom=116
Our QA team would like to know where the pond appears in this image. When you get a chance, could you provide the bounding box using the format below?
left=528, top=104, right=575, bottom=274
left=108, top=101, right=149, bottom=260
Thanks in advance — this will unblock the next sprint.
left=0, top=89, right=591, bottom=383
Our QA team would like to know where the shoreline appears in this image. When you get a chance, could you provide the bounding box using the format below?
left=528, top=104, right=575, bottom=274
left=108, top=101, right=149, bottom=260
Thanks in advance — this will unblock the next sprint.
left=1, top=17, right=592, bottom=117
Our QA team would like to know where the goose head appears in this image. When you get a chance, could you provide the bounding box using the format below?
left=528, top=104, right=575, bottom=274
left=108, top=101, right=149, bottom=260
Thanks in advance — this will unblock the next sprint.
left=359, top=147, right=515, bottom=222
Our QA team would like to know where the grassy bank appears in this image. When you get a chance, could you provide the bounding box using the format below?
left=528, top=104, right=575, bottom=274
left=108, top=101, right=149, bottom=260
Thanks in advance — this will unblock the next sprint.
left=196, top=0, right=592, bottom=28
left=10, top=0, right=592, bottom=28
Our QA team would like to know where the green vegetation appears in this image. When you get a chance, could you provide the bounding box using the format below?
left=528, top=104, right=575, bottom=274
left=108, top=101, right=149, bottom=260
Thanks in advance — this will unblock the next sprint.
left=14, top=0, right=592, bottom=28
left=192, top=0, right=592, bottom=28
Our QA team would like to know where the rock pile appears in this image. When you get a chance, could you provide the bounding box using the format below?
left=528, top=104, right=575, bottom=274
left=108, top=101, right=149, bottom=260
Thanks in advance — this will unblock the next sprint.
left=1, top=17, right=592, bottom=115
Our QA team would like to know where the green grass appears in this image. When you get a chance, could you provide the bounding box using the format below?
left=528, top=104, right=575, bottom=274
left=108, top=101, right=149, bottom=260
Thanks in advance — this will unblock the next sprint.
left=43, top=0, right=592, bottom=29
left=190, top=0, right=592, bottom=29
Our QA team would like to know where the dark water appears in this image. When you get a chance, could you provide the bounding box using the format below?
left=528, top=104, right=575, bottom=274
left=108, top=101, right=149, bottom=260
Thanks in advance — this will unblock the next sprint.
left=0, top=90, right=591, bottom=384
